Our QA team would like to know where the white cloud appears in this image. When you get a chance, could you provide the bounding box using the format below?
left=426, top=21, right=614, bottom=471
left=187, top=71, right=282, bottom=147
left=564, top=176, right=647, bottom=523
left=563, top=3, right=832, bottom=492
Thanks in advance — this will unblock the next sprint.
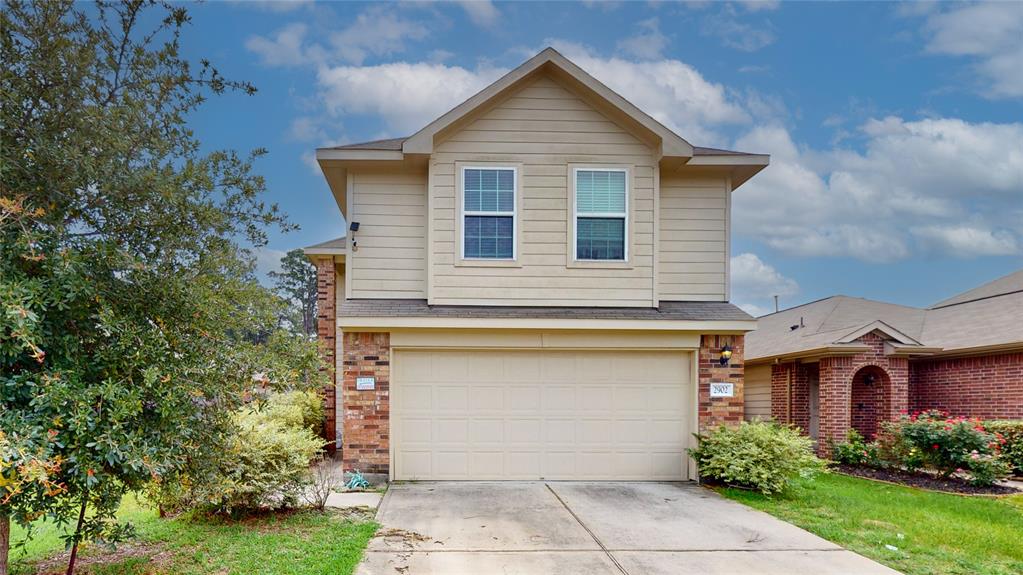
left=457, top=0, right=501, bottom=27
left=732, top=118, right=1023, bottom=261
left=317, top=61, right=507, bottom=134
left=246, top=23, right=309, bottom=67
left=251, top=246, right=286, bottom=282
left=229, top=0, right=312, bottom=13
left=617, top=18, right=669, bottom=60
left=911, top=225, right=1020, bottom=258
left=702, top=15, right=775, bottom=52
left=736, top=0, right=780, bottom=13
left=547, top=40, right=750, bottom=145
left=730, top=252, right=798, bottom=316
left=918, top=2, right=1023, bottom=98
left=330, top=6, right=430, bottom=65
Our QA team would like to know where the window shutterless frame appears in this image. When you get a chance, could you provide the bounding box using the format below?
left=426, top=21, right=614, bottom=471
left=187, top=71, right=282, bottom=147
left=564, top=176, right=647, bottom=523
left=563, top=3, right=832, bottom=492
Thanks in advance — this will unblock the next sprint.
left=572, top=167, right=629, bottom=262
left=459, top=166, right=517, bottom=260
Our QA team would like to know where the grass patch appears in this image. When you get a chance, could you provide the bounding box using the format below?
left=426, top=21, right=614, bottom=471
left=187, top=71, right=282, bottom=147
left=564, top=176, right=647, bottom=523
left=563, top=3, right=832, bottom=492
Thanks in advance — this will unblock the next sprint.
left=719, top=473, right=1023, bottom=575
left=9, top=497, right=378, bottom=575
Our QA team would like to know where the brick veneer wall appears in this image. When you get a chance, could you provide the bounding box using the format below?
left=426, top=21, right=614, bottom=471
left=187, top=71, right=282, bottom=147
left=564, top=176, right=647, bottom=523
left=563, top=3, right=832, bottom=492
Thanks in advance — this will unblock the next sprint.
left=770, top=362, right=814, bottom=432
left=341, top=332, right=390, bottom=475
left=909, top=352, right=1023, bottom=420
left=314, top=257, right=337, bottom=451
left=698, top=335, right=745, bottom=430
left=818, top=333, right=908, bottom=456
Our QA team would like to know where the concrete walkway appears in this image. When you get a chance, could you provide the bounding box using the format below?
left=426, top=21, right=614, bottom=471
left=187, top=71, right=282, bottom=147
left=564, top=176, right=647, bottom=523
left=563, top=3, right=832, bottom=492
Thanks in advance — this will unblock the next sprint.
left=357, top=482, right=901, bottom=574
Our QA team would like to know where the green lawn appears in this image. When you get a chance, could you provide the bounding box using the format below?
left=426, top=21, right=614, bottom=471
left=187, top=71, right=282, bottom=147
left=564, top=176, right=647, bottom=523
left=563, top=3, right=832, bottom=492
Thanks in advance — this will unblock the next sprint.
left=720, top=473, right=1023, bottom=575
left=9, top=497, right=378, bottom=575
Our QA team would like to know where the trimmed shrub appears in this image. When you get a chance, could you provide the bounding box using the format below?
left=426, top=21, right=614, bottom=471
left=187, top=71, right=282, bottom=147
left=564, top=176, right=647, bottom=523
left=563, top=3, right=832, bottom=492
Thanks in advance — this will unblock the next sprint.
left=689, top=421, right=828, bottom=495
left=887, top=410, right=1010, bottom=486
left=985, top=420, right=1023, bottom=476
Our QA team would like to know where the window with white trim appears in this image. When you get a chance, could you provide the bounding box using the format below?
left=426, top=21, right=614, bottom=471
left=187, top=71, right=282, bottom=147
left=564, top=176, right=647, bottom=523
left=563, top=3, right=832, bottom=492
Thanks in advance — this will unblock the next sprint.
left=462, top=167, right=516, bottom=259
left=574, top=168, right=627, bottom=261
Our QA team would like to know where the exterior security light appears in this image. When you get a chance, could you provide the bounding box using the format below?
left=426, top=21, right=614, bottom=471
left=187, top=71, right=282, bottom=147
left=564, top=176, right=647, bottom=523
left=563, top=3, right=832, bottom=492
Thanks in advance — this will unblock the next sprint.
left=719, top=345, right=733, bottom=366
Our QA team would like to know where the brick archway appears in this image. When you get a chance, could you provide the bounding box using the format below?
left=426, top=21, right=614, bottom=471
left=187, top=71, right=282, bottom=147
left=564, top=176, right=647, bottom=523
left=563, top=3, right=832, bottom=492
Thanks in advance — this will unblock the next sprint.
left=850, top=365, right=890, bottom=439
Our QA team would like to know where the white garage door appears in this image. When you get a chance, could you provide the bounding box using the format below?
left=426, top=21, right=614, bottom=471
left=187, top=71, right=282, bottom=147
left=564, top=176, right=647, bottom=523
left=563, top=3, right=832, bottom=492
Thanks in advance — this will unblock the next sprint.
left=392, top=349, right=692, bottom=480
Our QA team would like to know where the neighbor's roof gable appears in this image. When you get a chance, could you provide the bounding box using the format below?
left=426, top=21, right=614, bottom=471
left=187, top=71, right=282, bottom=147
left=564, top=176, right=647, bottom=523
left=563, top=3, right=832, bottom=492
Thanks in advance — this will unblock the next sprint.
left=402, top=47, right=694, bottom=159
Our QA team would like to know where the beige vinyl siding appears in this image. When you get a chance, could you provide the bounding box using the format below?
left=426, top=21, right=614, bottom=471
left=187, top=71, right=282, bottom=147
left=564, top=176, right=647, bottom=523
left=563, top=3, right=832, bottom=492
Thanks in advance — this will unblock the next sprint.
left=744, top=364, right=772, bottom=421
left=430, top=74, right=657, bottom=307
left=658, top=174, right=728, bottom=301
left=349, top=169, right=428, bottom=298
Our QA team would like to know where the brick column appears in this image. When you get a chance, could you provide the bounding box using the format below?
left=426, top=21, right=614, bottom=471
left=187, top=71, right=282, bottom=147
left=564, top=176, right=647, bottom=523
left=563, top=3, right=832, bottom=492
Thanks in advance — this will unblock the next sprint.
left=698, top=334, right=745, bottom=430
left=818, top=356, right=852, bottom=457
left=341, top=332, right=390, bottom=476
left=314, top=257, right=337, bottom=452
left=881, top=357, right=910, bottom=423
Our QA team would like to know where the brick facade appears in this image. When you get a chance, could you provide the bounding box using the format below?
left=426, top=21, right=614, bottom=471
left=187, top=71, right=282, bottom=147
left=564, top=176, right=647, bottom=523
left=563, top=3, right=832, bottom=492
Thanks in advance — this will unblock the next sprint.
left=818, top=333, right=909, bottom=455
left=910, top=352, right=1023, bottom=420
left=341, top=332, right=391, bottom=475
left=770, top=362, right=814, bottom=433
left=313, top=257, right=337, bottom=451
left=698, top=335, right=745, bottom=430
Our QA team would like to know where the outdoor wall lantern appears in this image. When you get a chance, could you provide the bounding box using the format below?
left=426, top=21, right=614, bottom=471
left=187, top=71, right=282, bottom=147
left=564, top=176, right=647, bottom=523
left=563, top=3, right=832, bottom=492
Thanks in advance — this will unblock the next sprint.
left=719, top=345, right=733, bottom=366
left=349, top=221, right=360, bottom=252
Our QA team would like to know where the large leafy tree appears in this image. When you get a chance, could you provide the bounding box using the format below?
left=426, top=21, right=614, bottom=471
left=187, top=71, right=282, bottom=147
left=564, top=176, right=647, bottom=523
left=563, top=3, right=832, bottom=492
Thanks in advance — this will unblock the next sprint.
left=0, top=1, right=324, bottom=572
left=269, top=249, right=318, bottom=337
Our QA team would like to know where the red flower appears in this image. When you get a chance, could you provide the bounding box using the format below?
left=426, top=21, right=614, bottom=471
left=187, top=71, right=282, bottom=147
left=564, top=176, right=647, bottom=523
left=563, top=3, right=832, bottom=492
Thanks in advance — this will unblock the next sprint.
left=932, top=444, right=940, bottom=450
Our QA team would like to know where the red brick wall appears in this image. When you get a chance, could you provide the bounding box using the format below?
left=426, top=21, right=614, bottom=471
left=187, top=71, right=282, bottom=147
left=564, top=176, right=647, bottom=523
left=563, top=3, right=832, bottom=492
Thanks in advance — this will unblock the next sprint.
left=341, top=332, right=390, bottom=475
left=314, top=257, right=337, bottom=451
left=909, top=352, right=1023, bottom=420
left=698, top=335, right=745, bottom=430
left=770, top=362, right=814, bottom=433
left=818, top=333, right=908, bottom=456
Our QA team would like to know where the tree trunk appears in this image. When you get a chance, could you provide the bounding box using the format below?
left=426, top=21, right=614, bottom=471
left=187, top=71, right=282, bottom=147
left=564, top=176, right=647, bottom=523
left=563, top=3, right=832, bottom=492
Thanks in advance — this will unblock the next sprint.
left=65, top=495, right=88, bottom=575
left=1, top=512, right=10, bottom=575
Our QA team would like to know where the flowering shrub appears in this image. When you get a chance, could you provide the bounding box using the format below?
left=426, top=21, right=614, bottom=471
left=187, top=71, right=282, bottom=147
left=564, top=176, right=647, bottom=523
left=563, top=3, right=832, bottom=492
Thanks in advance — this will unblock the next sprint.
left=831, top=429, right=881, bottom=467
left=984, top=421, right=1023, bottom=476
left=689, top=421, right=828, bottom=495
left=890, top=410, right=1009, bottom=486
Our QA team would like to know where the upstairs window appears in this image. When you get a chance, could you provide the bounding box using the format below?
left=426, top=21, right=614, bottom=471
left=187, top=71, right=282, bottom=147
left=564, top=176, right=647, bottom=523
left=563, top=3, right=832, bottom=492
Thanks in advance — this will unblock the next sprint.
left=575, top=168, right=627, bottom=261
left=462, top=167, right=516, bottom=259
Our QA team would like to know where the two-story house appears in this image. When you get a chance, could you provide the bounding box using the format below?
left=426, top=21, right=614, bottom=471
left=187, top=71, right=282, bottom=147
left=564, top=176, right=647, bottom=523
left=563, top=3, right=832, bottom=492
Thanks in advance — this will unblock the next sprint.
left=305, top=48, right=769, bottom=482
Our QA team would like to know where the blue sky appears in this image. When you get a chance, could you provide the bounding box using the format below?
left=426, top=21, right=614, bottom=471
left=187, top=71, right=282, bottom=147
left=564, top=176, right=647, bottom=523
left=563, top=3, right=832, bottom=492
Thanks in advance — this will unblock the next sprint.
left=173, top=0, right=1021, bottom=315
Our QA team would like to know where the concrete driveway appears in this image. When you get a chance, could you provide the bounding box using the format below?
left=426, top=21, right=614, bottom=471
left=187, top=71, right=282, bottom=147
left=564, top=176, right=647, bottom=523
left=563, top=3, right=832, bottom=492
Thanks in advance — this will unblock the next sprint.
left=357, top=482, right=900, bottom=575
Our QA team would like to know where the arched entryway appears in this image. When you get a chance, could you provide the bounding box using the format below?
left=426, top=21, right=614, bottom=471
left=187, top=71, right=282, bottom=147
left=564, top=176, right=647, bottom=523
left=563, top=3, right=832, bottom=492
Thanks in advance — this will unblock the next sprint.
left=850, top=365, right=891, bottom=439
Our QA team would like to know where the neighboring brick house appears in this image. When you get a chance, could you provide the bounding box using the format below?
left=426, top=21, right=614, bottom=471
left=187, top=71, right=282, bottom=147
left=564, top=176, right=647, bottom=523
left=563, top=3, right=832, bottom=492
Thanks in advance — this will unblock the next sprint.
left=302, top=48, right=769, bottom=481
left=744, top=270, right=1023, bottom=455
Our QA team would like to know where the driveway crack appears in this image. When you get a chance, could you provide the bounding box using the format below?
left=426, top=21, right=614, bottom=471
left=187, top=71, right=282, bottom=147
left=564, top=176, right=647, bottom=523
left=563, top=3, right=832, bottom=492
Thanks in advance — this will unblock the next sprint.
left=545, top=483, right=630, bottom=575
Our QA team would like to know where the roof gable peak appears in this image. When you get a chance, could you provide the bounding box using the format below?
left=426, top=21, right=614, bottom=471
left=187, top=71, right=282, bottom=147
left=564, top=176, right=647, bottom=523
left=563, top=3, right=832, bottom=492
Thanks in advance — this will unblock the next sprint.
left=402, top=47, right=694, bottom=158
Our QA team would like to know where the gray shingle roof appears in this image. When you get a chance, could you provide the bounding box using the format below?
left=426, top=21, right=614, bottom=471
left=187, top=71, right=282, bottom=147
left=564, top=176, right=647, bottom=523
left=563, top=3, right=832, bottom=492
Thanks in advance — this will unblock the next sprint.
left=324, top=140, right=761, bottom=157
left=339, top=299, right=753, bottom=321
left=326, top=138, right=406, bottom=151
left=746, top=270, right=1023, bottom=361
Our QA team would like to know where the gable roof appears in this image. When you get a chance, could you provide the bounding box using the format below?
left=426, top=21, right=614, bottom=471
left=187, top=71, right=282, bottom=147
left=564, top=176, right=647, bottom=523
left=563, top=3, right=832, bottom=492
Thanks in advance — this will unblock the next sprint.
left=317, top=47, right=768, bottom=167
left=746, top=270, right=1023, bottom=362
left=401, top=47, right=694, bottom=158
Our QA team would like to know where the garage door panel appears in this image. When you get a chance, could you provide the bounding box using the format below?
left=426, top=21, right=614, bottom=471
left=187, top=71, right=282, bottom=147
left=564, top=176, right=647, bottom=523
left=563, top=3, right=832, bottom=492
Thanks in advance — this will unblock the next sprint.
left=393, top=349, right=692, bottom=480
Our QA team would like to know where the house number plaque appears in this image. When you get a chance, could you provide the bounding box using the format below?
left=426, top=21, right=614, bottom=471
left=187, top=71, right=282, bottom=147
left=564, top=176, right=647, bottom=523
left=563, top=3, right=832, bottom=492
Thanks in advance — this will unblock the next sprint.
left=356, top=376, right=376, bottom=391
left=709, top=382, right=734, bottom=398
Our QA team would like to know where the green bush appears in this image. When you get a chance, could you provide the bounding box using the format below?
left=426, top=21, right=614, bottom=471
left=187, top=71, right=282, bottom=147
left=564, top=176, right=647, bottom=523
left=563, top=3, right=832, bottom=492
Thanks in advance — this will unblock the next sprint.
left=156, top=391, right=325, bottom=515
left=887, top=410, right=1010, bottom=486
left=831, top=429, right=881, bottom=467
left=984, top=420, right=1023, bottom=476
left=255, top=389, right=325, bottom=433
left=689, top=421, right=828, bottom=495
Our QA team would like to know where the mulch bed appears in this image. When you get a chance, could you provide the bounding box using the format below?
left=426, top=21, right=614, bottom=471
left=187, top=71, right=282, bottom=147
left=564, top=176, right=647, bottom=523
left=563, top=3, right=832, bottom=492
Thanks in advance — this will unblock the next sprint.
left=835, top=464, right=1020, bottom=496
